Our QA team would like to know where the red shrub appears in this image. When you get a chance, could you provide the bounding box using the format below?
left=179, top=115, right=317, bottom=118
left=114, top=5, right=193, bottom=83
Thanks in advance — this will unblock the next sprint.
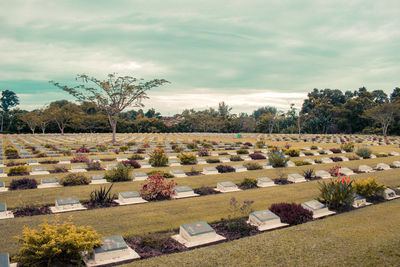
left=71, top=154, right=89, bottom=164
left=76, top=147, right=90, bottom=153
left=249, top=153, right=266, bottom=160
left=122, top=160, right=141, bottom=169
left=270, top=203, right=313, bottom=225
left=140, top=175, right=177, bottom=201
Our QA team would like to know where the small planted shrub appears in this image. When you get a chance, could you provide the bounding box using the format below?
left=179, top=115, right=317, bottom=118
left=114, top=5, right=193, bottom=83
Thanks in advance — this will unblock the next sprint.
left=76, top=146, right=90, bottom=153
left=348, top=155, right=360, bottom=161
left=356, top=147, right=372, bottom=159
left=303, top=168, right=314, bottom=179
left=216, top=165, right=235, bottom=173
left=376, top=153, right=388, bottom=158
left=284, top=149, right=300, bottom=157
left=9, top=178, right=37, bottom=190
left=119, top=145, right=129, bottom=152
left=239, top=178, right=258, bottom=189
left=131, top=154, right=144, bottom=160
left=179, top=153, right=197, bottom=165
left=194, top=186, right=220, bottom=195
left=147, top=170, right=174, bottom=178
left=53, top=166, right=68, bottom=173
left=230, top=155, right=243, bottom=162
left=256, top=140, right=265, bottom=148
left=96, top=144, right=107, bottom=152
left=268, top=150, right=289, bottom=168
left=310, top=145, right=318, bottom=150
left=8, top=166, right=28, bottom=176
left=122, top=160, right=141, bottom=169
left=270, top=203, right=313, bottom=225
left=14, top=216, right=102, bottom=266
left=244, top=142, right=252, bottom=147
left=173, top=146, right=184, bottom=153
left=86, top=161, right=103, bottom=171
left=237, top=149, right=249, bottom=155
left=186, top=142, right=197, bottom=150
left=71, top=154, right=90, bottom=164
left=318, top=177, right=355, bottom=211
left=60, top=173, right=90, bottom=186
left=149, top=149, right=168, bottom=167
left=206, top=158, right=220, bottom=164
left=197, top=148, right=209, bottom=157
left=340, top=143, right=354, bottom=152
left=294, top=160, right=311, bottom=166
left=329, top=165, right=341, bottom=177
left=5, top=147, right=18, bottom=156
left=89, top=184, right=116, bottom=207
left=353, top=178, right=385, bottom=198
left=140, top=174, right=176, bottom=201
left=37, top=152, right=47, bottom=158
left=244, top=162, right=262, bottom=170
left=105, top=164, right=131, bottom=182
left=249, top=153, right=266, bottom=160
left=220, top=197, right=255, bottom=237
left=329, top=148, right=341, bottom=154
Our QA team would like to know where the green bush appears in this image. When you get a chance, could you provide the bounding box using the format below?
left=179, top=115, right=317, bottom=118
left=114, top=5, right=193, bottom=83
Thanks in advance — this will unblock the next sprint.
left=376, top=153, right=388, bottom=158
left=149, top=149, right=168, bottom=167
left=8, top=166, right=28, bottom=176
left=348, top=155, right=360, bottom=161
left=130, top=154, right=144, bottom=160
left=284, top=149, right=300, bottom=157
left=310, top=145, right=318, bottom=150
left=340, top=143, right=354, bottom=152
left=255, top=140, right=265, bottom=148
left=237, top=149, right=249, bottom=155
left=239, top=178, right=258, bottom=188
left=96, top=144, right=108, bottom=152
left=268, top=150, right=288, bottom=168
left=244, top=162, right=262, bottom=170
left=119, top=145, right=129, bottom=152
left=174, top=146, right=184, bottom=153
left=5, top=147, right=18, bottom=156
left=105, top=164, right=131, bottom=182
left=294, top=160, right=312, bottom=166
left=356, top=147, right=372, bottom=159
left=14, top=216, right=102, bottom=266
left=179, top=153, right=197, bottom=165
left=354, top=178, right=385, bottom=198
left=89, top=184, right=116, bottom=207
left=318, top=177, right=355, bottom=211
left=60, top=173, right=90, bottom=186
left=186, top=143, right=197, bottom=149
left=230, top=155, right=243, bottom=161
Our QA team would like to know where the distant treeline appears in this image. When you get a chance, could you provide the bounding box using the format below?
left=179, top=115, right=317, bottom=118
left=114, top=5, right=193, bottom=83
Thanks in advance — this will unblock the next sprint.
left=2, top=86, right=400, bottom=135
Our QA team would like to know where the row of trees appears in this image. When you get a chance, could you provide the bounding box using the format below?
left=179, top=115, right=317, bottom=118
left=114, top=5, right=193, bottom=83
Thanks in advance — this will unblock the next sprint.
left=2, top=74, right=400, bottom=139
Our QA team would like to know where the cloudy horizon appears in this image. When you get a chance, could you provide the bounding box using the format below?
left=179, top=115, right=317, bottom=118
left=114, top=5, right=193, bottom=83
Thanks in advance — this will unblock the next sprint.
left=1, top=0, right=399, bottom=114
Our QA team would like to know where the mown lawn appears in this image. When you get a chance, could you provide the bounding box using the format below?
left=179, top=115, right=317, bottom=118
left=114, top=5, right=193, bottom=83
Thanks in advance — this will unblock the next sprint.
left=127, top=199, right=400, bottom=267
left=1, top=163, right=399, bottom=256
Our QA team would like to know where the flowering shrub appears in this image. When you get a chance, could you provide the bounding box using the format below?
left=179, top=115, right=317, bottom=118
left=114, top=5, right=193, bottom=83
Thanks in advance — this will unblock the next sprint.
left=76, top=146, right=90, bottom=153
left=284, top=149, right=300, bottom=157
left=270, top=203, right=313, bottom=225
left=71, top=154, right=90, bottom=164
left=60, top=174, right=90, bottom=186
left=197, top=148, right=209, bottom=157
left=318, top=176, right=355, bottom=211
left=14, top=215, right=102, bottom=266
left=9, top=178, right=37, bottom=190
left=8, top=166, right=28, bottom=176
left=179, top=153, right=197, bottom=165
left=122, top=160, right=141, bottom=168
left=268, top=150, right=288, bottom=167
left=149, top=149, right=168, bottom=167
left=356, top=147, right=372, bottom=159
left=105, top=164, right=131, bottom=182
left=340, top=143, right=354, bottom=152
left=328, top=165, right=341, bottom=177
left=216, top=165, right=235, bottom=173
left=140, top=174, right=176, bottom=201
left=354, top=178, right=385, bottom=198
left=249, top=153, right=266, bottom=160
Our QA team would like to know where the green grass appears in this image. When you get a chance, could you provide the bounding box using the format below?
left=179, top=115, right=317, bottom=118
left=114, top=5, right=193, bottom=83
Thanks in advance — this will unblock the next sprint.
left=127, top=199, right=400, bottom=267
left=1, top=165, right=400, bottom=256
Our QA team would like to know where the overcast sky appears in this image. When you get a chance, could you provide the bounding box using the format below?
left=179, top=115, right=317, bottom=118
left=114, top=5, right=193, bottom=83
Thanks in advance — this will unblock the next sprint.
left=0, top=0, right=399, bottom=115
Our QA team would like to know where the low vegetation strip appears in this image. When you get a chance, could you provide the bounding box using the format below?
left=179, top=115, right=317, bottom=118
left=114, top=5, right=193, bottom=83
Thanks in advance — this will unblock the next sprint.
left=128, top=199, right=400, bottom=267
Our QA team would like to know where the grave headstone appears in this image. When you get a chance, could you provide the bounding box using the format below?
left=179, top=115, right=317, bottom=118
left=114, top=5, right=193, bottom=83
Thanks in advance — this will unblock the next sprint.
left=216, top=181, right=240, bottom=192
left=301, top=200, right=335, bottom=219
left=248, top=209, right=288, bottom=231
left=115, top=191, right=147, bottom=205
left=256, top=177, right=276, bottom=188
left=287, top=173, right=306, bottom=183
left=172, top=186, right=199, bottom=199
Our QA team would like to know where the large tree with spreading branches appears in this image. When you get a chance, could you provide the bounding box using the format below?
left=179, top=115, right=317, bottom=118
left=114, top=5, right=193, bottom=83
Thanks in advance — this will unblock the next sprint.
left=50, top=73, right=169, bottom=143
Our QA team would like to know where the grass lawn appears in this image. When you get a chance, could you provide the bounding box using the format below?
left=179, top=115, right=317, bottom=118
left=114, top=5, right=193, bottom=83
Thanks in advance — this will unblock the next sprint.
left=1, top=163, right=399, bottom=256
left=127, top=199, right=400, bottom=267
